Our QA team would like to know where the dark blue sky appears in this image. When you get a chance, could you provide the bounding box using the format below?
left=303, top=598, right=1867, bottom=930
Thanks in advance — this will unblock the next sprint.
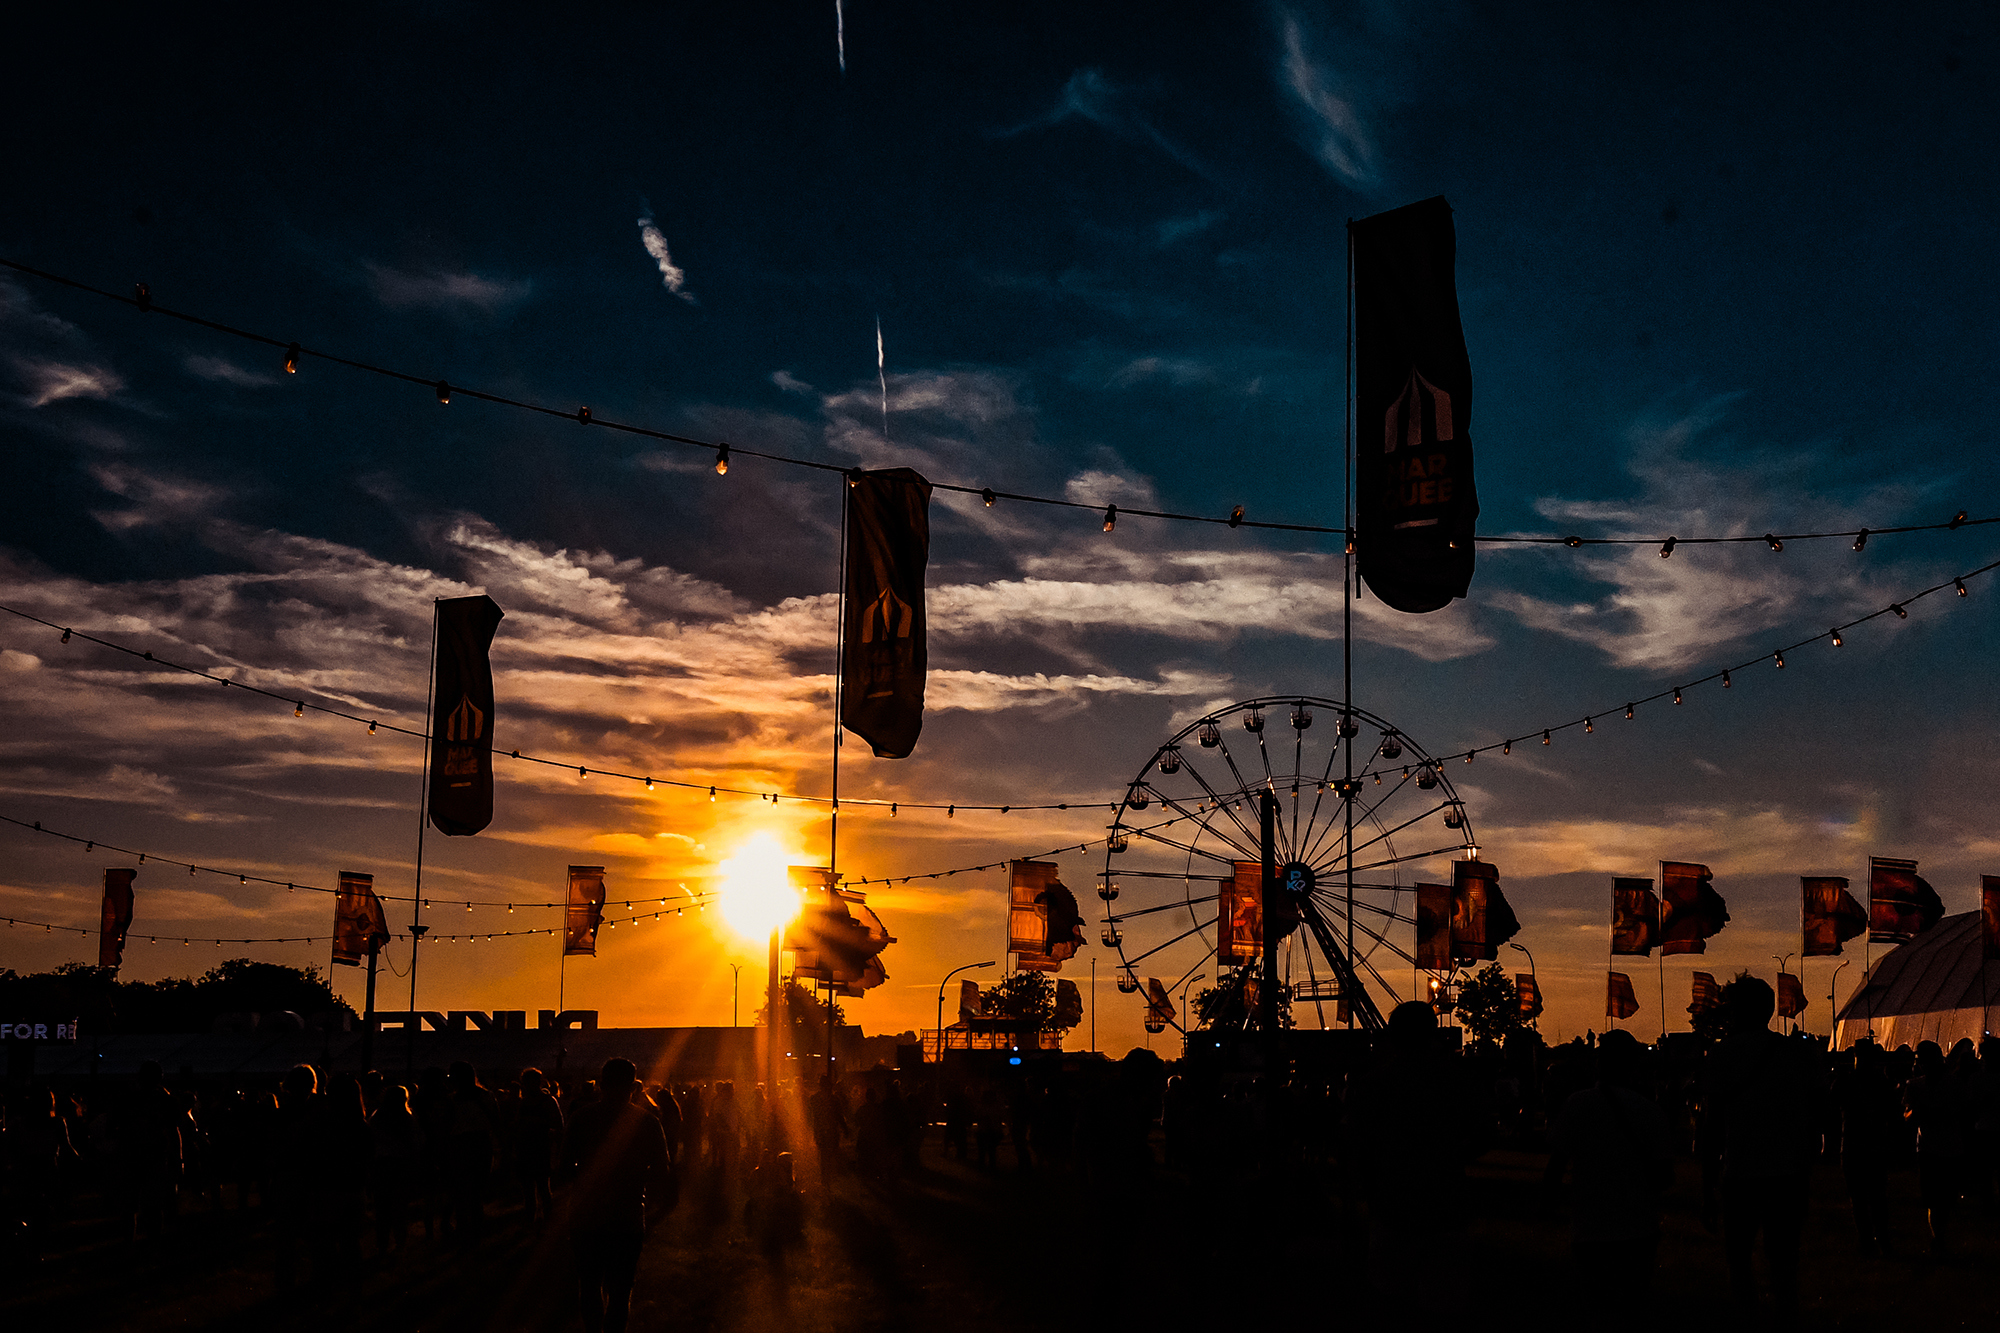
left=3, top=3, right=1997, bottom=1041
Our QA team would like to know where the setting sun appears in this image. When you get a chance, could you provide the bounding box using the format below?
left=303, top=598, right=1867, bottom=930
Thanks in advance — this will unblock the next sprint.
left=715, top=831, right=803, bottom=942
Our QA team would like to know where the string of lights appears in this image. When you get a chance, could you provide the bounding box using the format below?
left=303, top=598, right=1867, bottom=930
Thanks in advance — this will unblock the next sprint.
left=0, top=899, right=712, bottom=947
left=0, top=601, right=1117, bottom=816
left=838, top=808, right=1204, bottom=886
left=2, top=257, right=1989, bottom=552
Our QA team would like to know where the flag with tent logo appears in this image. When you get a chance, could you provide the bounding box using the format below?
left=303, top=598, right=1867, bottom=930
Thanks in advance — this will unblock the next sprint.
left=1660, top=861, right=1728, bottom=955
left=564, top=866, right=606, bottom=957
left=428, top=594, right=504, bottom=836
left=332, top=871, right=390, bottom=966
left=1776, top=972, right=1807, bottom=1021
left=1689, top=971, right=1720, bottom=1018
left=1516, top=973, right=1543, bottom=1021
left=99, top=868, right=135, bottom=970
left=1868, top=856, right=1944, bottom=945
left=1450, top=859, right=1519, bottom=962
left=1351, top=196, right=1480, bottom=612
left=1802, top=876, right=1869, bottom=957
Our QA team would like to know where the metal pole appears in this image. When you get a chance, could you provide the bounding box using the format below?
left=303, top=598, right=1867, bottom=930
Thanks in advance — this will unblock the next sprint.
left=1090, top=956, right=1097, bottom=1054
left=1342, top=222, right=1356, bottom=1026
left=1260, top=792, right=1278, bottom=1059
left=361, top=941, right=379, bottom=1072
left=405, top=599, right=439, bottom=1071
left=767, top=926, right=781, bottom=1100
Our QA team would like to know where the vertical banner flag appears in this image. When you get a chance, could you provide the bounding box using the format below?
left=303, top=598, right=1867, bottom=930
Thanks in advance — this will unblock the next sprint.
left=841, top=467, right=932, bottom=759
left=1611, top=877, right=1660, bottom=956
left=1221, top=863, right=1265, bottom=966
left=1516, top=973, right=1543, bottom=1021
left=332, top=871, right=390, bottom=966
left=1606, top=972, right=1639, bottom=1020
left=1776, top=973, right=1807, bottom=1021
left=1008, top=860, right=1081, bottom=972
left=428, top=594, right=505, bottom=836
left=1351, top=196, right=1479, bottom=613
left=958, top=979, right=983, bottom=1024
left=564, top=866, right=606, bottom=957
left=1660, top=861, right=1728, bottom=955
left=99, top=868, right=135, bottom=970
left=1689, top=971, right=1720, bottom=1017
left=1451, top=860, right=1520, bottom=962
left=1144, top=978, right=1174, bottom=1033
left=1415, top=882, right=1453, bottom=971
left=1983, top=875, right=2000, bottom=962
left=1868, top=856, right=1944, bottom=945
left=1801, top=876, right=1870, bottom=957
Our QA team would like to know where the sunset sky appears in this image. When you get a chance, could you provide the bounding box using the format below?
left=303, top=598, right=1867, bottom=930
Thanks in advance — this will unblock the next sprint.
left=3, top=5, right=1998, bottom=1053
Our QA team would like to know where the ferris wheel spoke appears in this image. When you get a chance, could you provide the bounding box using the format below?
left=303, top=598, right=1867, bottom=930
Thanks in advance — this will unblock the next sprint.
left=1101, top=868, right=1220, bottom=884
left=1296, top=900, right=1386, bottom=1029
left=1108, top=893, right=1219, bottom=923
left=1122, top=918, right=1212, bottom=968
left=1336, top=800, right=1454, bottom=866
left=1302, top=768, right=1416, bottom=867
left=1308, top=890, right=1413, bottom=924
left=1210, top=734, right=1260, bottom=813
left=1177, top=756, right=1265, bottom=854
left=1165, top=945, right=1218, bottom=1007
left=1136, top=829, right=1240, bottom=867
left=1312, top=903, right=1418, bottom=967
left=1334, top=844, right=1468, bottom=877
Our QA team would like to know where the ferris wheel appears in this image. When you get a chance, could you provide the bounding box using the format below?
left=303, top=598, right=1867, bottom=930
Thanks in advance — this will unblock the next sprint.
left=1098, top=696, right=1478, bottom=1035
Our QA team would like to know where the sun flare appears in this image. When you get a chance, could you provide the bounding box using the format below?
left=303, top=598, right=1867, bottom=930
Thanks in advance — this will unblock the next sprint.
left=715, top=831, right=802, bottom=942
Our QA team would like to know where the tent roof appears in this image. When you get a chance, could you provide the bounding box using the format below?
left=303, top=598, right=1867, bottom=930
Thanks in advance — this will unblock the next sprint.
left=1833, top=912, right=2000, bottom=1048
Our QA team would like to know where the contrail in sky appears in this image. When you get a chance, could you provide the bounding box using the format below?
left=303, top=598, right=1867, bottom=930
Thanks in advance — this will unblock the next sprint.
left=636, top=215, right=696, bottom=303
left=876, top=316, right=888, bottom=438
left=836, top=1, right=845, bottom=74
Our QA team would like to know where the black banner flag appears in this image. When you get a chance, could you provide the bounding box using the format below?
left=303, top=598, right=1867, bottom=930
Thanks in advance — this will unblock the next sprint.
left=1611, top=877, right=1660, bottom=957
left=841, top=468, right=932, bottom=759
left=1776, top=973, right=1807, bottom=1021
left=1352, top=197, right=1479, bottom=613
left=1607, top=971, right=1639, bottom=1020
left=99, top=868, right=135, bottom=970
left=565, top=866, right=606, bottom=957
left=1415, top=882, right=1453, bottom=971
left=332, top=871, right=390, bottom=966
left=429, top=594, right=505, bottom=836
left=1450, top=859, right=1520, bottom=961
left=1868, top=856, right=1944, bottom=945
left=1801, top=876, right=1869, bottom=957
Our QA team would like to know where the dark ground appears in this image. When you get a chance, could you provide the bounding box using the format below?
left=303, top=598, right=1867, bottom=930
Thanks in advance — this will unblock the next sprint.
left=6, top=1136, right=1998, bottom=1332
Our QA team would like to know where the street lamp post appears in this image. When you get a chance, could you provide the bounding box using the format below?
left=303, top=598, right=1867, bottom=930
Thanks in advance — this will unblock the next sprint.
left=1507, top=941, right=1537, bottom=1033
left=936, top=960, right=997, bottom=1061
left=730, top=963, right=743, bottom=1027
left=1830, top=959, right=1851, bottom=1044
left=1177, top=974, right=1206, bottom=1034
left=1773, top=954, right=1796, bottom=1031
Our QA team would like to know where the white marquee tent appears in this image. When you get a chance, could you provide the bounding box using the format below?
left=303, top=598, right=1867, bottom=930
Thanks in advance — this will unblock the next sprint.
left=1833, top=911, right=2000, bottom=1050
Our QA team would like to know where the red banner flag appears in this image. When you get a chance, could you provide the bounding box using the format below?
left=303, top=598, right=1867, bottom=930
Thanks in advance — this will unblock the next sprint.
left=957, top=978, right=983, bottom=1024
left=1516, top=973, right=1543, bottom=1021
left=1606, top=971, right=1639, bottom=1020
left=99, top=868, right=135, bottom=970
left=1451, top=859, right=1520, bottom=961
left=1776, top=972, right=1807, bottom=1020
left=1801, top=876, right=1869, bottom=957
left=1144, top=978, right=1174, bottom=1033
left=1869, top=856, right=1944, bottom=945
left=332, top=871, right=389, bottom=966
left=1689, top=971, right=1720, bottom=1017
left=564, top=866, right=605, bottom=957
left=1660, top=861, right=1728, bottom=955
left=1984, top=876, right=2000, bottom=962
left=1415, top=882, right=1453, bottom=971
left=1221, top=862, right=1265, bottom=966
left=1008, top=860, right=1081, bottom=972
left=1611, top=877, right=1659, bottom=956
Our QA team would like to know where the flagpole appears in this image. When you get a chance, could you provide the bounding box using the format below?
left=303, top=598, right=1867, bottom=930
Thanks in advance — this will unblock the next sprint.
left=405, top=598, right=438, bottom=1072
left=827, top=478, right=851, bottom=1085
left=1342, top=219, right=1356, bottom=1027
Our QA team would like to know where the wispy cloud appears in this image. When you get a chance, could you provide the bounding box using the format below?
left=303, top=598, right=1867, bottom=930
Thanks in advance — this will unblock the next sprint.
left=1001, top=68, right=1218, bottom=183
left=637, top=216, right=697, bottom=303
left=13, top=358, right=122, bottom=408
left=1277, top=9, right=1377, bottom=190
left=183, top=354, right=276, bottom=388
left=364, top=263, right=532, bottom=315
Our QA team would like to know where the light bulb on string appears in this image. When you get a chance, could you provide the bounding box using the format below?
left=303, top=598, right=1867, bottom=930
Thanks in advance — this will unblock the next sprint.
left=435, top=380, right=451, bottom=405
left=1831, top=628, right=1843, bottom=647
left=1502, top=742, right=1510, bottom=755
left=1660, top=536, right=1676, bottom=558
left=645, top=777, right=653, bottom=790
left=1541, top=730, right=1551, bottom=746
left=61, top=628, right=71, bottom=644
left=1584, top=717, right=1594, bottom=733
left=1765, top=533, right=1783, bottom=551
left=1951, top=510, right=1968, bottom=529
left=1956, top=578, right=1969, bottom=597
left=1854, top=529, right=1870, bottom=551
left=1625, top=704, right=1634, bottom=720
left=577, top=406, right=592, bottom=425
left=1722, top=670, right=1732, bottom=688
left=709, top=787, right=716, bottom=802
left=367, top=721, right=376, bottom=735
left=981, top=488, right=996, bottom=507
left=1102, top=504, right=1117, bottom=533
left=294, top=702, right=304, bottom=717
left=1673, top=688, right=1682, bottom=705
left=715, top=443, right=730, bottom=475
left=1774, top=650, right=1786, bottom=668
left=1229, top=505, right=1245, bottom=528
left=1892, top=604, right=1907, bottom=618
left=284, top=343, right=302, bottom=374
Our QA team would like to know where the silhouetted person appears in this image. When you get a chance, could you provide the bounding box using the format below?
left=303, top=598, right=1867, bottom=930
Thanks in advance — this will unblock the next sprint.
left=1975, top=1036, right=2000, bottom=1204
left=1840, top=1043, right=1898, bottom=1254
left=443, top=1061, right=500, bottom=1242
left=1704, top=974, right=1819, bottom=1315
left=515, top=1068, right=562, bottom=1227
left=1906, top=1038, right=1975, bottom=1256
left=564, top=1058, right=672, bottom=1333
left=9, top=1088, right=76, bottom=1258
left=324, top=1074, right=370, bottom=1264
left=808, top=1075, right=848, bottom=1185
left=708, top=1082, right=740, bottom=1175
left=1546, top=1029, right=1671, bottom=1301
left=1345, top=1003, right=1483, bottom=1304
left=369, top=1083, right=423, bottom=1255
left=268, top=1064, right=328, bottom=1286
left=745, top=1150, right=806, bottom=1262
left=117, top=1060, right=191, bottom=1243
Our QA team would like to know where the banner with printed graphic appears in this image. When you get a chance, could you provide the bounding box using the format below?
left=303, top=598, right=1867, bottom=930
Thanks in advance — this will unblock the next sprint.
left=1606, top=971, right=1639, bottom=1020
left=1689, top=971, right=1720, bottom=1017
left=1008, top=860, right=1081, bottom=973
left=1221, top=863, right=1265, bottom=966
left=564, top=866, right=606, bottom=957
left=1415, top=882, right=1454, bottom=971
left=1868, top=856, right=1944, bottom=946
left=1801, top=876, right=1869, bottom=957
left=1352, top=196, right=1479, bottom=613
left=1516, top=973, right=1543, bottom=1021
left=428, top=594, right=505, bottom=836
left=332, top=871, right=390, bottom=966
left=1660, top=861, right=1728, bottom=955
left=1611, top=877, right=1660, bottom=957
left=840, top=468, right=932, bottom=758
left=1776, top=973, right=1807, bottom=1021
left=99, top=868, right=135, bottom=970
left=1450, top=859, right=1519, bottom=962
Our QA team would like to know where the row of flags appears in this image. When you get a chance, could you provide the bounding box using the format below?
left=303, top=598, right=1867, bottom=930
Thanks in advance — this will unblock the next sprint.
left=1415, top=860, right=1522, bottom=969
left=1609, top=862, right=1730, bottom=956
left=783, top=868, right=895, bottom=998
left=1606, top=968, right=1809, bottom=1023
